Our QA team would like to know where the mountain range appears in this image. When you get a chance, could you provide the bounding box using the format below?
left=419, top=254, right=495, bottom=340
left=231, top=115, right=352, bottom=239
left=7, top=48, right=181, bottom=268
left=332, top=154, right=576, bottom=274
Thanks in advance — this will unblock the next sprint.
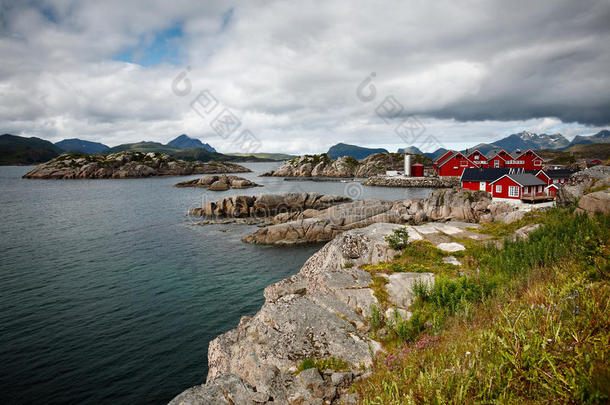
left=327, top=143, right=388, bottom=159
left=55, top=138, right=110, bottom=154
left=0, top=134, right=62, bottom=165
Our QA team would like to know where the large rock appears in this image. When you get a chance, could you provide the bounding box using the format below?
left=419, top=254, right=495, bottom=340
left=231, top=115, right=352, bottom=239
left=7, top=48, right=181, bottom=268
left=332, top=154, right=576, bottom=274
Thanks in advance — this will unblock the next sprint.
left=242, top=189, right=501, bottom=245
left=189, top=193, right=352, bottom=222
left=556, top=166, right=610, bottom=206
left=575, top=190, right=610, bottom=214
left=176, top=175, right=261, bottom=190
left=23, top=152, right=251, bottom=179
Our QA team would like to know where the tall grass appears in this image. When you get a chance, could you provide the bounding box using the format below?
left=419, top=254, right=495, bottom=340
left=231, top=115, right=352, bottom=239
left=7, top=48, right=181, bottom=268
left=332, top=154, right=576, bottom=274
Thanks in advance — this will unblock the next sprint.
left=357, top=210, right=609, bottom=404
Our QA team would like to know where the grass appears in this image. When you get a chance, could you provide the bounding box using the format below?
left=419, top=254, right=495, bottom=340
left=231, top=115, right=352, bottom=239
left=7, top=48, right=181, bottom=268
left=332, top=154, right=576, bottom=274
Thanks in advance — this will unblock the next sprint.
left=363, top=239, right=461, bottom=277
left=356, top=209, right=609, bottom=404
left=298, top=356, right=350, bottom=373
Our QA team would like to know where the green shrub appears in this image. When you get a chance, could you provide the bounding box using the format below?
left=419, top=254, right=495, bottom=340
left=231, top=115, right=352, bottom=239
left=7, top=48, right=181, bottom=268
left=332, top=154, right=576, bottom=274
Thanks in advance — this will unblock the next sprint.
left=385, top=228, right=411, bottom=250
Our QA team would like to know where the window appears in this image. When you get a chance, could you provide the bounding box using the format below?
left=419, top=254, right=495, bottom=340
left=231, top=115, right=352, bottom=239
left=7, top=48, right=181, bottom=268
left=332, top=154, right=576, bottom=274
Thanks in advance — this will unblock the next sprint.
left=554, top=179, right=558, bottom=184
left=474, top=155, right=479, bottom=160
left=494, top=160, right=500, bottom=168
left=495, top=185, right=502, bottom=193
left=534, top=159, right=542, bottom=166
left=460, top=160, right=468, bottom=167
left=508, top=186, right=519, bottom=197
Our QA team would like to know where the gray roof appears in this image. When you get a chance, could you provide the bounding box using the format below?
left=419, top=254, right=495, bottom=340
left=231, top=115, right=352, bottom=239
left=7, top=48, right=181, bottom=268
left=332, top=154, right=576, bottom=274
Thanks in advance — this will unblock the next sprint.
left=503, top=173, right=547, bottom=186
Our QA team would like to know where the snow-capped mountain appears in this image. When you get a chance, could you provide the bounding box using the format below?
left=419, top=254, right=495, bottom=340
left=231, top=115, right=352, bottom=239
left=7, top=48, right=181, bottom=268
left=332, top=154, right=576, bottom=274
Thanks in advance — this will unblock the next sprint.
left=463, top=131, right=570, bottom=154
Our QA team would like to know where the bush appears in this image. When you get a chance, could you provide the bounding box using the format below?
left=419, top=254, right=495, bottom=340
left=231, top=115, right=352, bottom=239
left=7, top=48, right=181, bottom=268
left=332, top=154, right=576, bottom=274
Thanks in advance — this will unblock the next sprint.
left=385, top=228, right=411, bottom=250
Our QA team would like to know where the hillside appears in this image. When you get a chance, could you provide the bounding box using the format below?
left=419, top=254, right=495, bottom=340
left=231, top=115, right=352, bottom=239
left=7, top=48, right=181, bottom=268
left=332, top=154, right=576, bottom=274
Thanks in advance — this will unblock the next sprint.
left=55, top=138, right=109, bottom=154
left=225, top=152, right=295, bottom=161
left=167, top=134, right=216, bottom=152
left=103, top=141, right=181, bottom=155
left=569, top=129, right=610, bottom=146
left=0, top=134, right=62, bottom=165
left=327, top=143, right=388, bottom=159
left=537, top=143, right=610, bottom=166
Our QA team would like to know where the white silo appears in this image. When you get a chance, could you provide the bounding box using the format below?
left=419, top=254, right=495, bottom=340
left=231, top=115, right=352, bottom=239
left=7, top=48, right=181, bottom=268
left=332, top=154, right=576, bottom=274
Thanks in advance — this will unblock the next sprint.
left=404, top=154, right=411, bottom=176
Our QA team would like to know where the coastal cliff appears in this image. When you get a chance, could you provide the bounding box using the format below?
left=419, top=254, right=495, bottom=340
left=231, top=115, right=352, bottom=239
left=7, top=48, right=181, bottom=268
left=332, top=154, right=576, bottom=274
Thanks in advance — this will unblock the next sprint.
left=22, top=152, right=251, bottom=179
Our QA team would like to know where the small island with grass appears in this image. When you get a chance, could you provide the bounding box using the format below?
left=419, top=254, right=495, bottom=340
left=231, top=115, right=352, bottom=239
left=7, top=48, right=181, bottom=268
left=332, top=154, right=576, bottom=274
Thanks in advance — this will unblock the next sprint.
left=22, top=151, right=251, bottom=179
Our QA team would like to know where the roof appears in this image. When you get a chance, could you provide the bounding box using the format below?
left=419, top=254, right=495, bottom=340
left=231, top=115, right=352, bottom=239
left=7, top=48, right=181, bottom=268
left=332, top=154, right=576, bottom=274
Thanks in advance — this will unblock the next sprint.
left=538, top=169, right=576, bottom=179
left=490, top=173, right=547, bottom=187
left=461, top=168, right=511, bottom=182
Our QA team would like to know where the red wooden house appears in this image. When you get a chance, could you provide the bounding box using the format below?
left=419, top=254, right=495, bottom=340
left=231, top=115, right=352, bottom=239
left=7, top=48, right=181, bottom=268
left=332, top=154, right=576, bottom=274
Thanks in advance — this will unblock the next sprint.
left=508, top=150, right=543, bottom=170
left=534, top=169, right=575, bottom=185
left=460, top=168, right=511, bottom=192
left=433, top=151, right=480, bottom=177
left=489, top=173, right=547, bottom=200
left=545, top=183, right=561, bottom=197
left=465, top=149, right=488, bottom=166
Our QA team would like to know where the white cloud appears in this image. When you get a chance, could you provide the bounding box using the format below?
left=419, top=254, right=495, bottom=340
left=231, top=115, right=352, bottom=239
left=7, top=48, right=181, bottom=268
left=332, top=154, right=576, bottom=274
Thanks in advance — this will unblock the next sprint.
left=1, top=0, right=609, bottom=153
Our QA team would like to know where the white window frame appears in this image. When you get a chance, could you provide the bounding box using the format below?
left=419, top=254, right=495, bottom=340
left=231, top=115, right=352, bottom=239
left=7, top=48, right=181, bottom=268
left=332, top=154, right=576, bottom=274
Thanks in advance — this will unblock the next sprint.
left=508, top=186, right=519, bottom=198
left=495, top=185, right=502, bottom=194
left=494, top=160, right=500, bottom=168
left=460, top=160, right=468, bottom=167
left=474, top=155, right=479, bottom=160
left=534, top=159, right=542, bottom=166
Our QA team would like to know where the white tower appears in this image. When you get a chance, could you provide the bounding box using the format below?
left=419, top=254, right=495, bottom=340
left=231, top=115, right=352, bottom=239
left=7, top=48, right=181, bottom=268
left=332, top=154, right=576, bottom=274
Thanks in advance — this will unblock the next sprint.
left=404, top=154, right=411, bottom=176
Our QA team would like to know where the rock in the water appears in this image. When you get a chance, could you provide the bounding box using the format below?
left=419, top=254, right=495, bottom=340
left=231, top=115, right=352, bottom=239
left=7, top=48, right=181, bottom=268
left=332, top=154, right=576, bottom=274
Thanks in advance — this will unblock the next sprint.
left=176, top=175, right=261, bottom=190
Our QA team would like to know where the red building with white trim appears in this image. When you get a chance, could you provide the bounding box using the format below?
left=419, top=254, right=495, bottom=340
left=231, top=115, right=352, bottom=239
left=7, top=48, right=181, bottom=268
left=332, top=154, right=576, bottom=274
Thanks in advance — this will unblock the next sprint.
left=489, top=173, right=547, bottom=200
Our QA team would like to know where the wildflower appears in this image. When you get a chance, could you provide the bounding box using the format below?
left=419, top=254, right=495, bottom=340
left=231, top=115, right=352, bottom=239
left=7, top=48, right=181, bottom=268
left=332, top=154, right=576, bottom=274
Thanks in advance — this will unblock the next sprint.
left=466, top=351, right=471, bottom=356
left=547, top=339, right=552, bottom=343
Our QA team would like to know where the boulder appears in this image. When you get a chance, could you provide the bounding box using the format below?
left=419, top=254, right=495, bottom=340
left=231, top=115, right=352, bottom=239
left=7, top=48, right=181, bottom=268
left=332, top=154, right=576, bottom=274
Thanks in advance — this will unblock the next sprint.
left=208, top=180, right=230, bottom=191
left=575, top=190, right=610, bottom=214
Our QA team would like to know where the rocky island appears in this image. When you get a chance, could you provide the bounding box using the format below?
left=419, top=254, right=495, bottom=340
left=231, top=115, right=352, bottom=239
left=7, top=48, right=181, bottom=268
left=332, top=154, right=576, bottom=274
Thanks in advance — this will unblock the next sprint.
left=22, top=151, right=251, bottom=179
left=261, top=153, right=428, bottom=178
left=175, top=175, right=261, bottom=190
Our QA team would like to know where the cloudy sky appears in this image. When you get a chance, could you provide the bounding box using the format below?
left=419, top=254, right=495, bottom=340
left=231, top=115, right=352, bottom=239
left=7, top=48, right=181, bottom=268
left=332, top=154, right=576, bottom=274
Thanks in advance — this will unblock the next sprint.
left=1, top=0, right=609, bottom=153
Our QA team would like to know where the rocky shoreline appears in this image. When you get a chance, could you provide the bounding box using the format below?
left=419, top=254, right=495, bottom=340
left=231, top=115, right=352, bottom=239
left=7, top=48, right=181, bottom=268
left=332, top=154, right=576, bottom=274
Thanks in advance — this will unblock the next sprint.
left=170, top=219, right=538, bottom=405
left=23, top=152, right=251, bottom=179
left=189, top=189, right=526, bottom=245
left=362, top=175, right=459, bottom=188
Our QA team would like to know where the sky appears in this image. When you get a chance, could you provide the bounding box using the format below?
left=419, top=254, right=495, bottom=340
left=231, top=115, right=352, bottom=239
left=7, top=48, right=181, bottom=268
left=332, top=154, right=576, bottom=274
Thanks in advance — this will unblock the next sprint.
left=1, top=0, right=609, bottom=153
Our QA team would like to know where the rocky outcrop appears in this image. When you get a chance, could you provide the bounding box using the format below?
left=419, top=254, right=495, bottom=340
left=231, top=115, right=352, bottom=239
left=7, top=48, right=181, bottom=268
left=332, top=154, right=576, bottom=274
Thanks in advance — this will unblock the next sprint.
left=575, top=190, right=610, bottom=214
left=22, top=152, right=251, bottom=179
left=363, top=175, right=459, bottom=188
left=175, top=175, right=261, bottom=190
left=171, top=221, right=496, bottom=404
left=242, top=189, right=518, bottom=245
left=188, top=193, right=352, bottom=223
left=556, top=165, right=610, bottom=206
left=261, top=153, right=408, bottom=178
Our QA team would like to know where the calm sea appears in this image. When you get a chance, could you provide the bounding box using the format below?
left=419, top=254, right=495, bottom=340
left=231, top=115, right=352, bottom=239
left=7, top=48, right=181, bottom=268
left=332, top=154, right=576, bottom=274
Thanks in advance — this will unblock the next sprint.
left=0, top=163, right=431, bottom=404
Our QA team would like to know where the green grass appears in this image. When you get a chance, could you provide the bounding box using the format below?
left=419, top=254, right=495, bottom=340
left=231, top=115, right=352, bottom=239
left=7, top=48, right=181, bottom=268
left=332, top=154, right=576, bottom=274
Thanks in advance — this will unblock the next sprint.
left=298, top=356, right=350, bottom=373
left=357, top=210, right=610, bottom=404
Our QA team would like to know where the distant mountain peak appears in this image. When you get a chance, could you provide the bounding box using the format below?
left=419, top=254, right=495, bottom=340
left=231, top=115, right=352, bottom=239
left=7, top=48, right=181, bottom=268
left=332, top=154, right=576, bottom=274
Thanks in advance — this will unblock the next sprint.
left=327, top=143, right=388, bottom=159
left=167, top=134, right=216, bottom=152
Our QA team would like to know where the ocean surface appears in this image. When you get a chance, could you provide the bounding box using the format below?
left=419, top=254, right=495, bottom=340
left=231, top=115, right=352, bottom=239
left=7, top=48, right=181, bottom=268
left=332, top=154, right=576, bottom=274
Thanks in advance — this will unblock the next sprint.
left=0, top=163, right=432, bottom=404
